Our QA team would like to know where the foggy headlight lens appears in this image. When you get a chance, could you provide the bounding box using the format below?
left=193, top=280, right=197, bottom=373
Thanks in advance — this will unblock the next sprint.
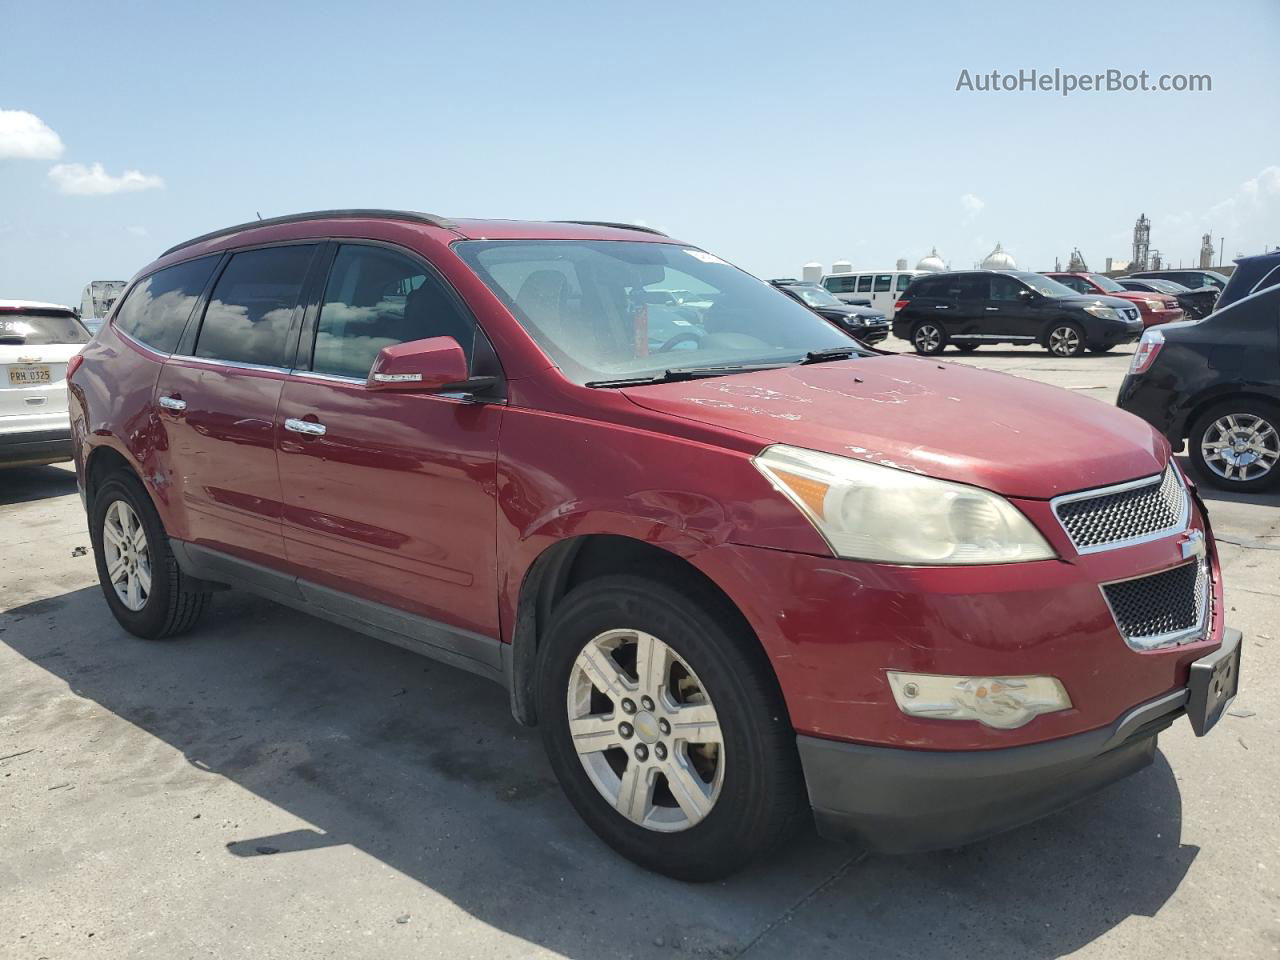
left=752, top=445, right=1055, bottom=564
left=1084, top=304, right=1121, bottom=320
left=887, top=672, right=1072, bottom=729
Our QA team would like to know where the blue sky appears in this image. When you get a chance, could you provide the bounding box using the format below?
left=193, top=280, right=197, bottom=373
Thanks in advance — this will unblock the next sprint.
left=2, top=0, right=1278, bottom=305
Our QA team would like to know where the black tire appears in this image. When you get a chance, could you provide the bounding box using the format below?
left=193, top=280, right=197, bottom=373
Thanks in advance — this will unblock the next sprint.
left=956, top=344, right=979, bottom=352
left=1045, top=321, right=1086, bottom=357
left=536, top=575, right=804, bottom=881
left=1187, top=400, right=1280, bottom=493
left=89, top=470, right=211, bottom=639
left=1088, top=344, right=1115, bottom=354
left=911, top=321, right=948, bottom=355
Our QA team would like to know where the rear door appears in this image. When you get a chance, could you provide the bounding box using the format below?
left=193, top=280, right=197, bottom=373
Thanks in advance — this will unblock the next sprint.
left=274, top=241, right=504, bottom=643
left=154, top=243, right=319, bottom=565
left=0, top=309, right=89, bottom=431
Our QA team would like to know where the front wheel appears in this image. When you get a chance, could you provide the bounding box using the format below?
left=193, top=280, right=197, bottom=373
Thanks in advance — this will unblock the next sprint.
left=912, top=322, right=947, bottom=355
left=1188, top=401, right=1280, bottom=492
left=1046, top=322, right=1086, bottom=357
left=537, top=575, right=804, bottom=881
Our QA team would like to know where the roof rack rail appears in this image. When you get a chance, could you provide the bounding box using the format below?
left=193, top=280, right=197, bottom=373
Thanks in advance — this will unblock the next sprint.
left=160, top=209, right=457, bottom=258
left=555, top=220, right=668, bottom=237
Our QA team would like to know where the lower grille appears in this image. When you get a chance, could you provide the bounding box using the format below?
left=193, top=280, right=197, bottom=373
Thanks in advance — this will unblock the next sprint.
left=1102, top=559, right=1209, bottom=650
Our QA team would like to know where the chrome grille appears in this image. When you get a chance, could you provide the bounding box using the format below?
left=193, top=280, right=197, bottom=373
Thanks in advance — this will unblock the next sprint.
left=1102, top=559, right=1209, bottom=650
left=1122, top=306, right=1140, bottom=321
left=1053, top=466, right=1188, bottom=553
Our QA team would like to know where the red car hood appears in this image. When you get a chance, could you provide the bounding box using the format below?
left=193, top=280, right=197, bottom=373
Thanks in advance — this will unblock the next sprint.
left=622, top=355, right=1166, bottom=499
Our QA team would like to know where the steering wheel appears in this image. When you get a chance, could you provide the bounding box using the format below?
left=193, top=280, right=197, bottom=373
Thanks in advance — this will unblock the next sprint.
left=656, top=331, right=703, bottom=352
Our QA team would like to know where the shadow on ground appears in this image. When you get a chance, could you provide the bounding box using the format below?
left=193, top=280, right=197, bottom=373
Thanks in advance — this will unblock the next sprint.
left=0, top=464, right=78, bottom=506
left=2, top=585, right=1197, bottom=959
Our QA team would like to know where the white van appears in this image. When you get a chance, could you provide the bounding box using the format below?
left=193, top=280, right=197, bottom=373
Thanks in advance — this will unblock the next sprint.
left=822, top=270, right=924, bottom=319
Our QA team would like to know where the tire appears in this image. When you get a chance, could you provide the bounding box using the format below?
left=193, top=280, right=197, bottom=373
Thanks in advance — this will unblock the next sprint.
left=1088, top=344, right=1115, bottom=354
left=1188, top=400, right=1280, bottom=492
left=1046, top=321, right=1086, bottom=357
left=536, top=575, right=804, bottom=881
left=911, top=321, right=947, bottom=355
left=89, top=470, right=211, bottom=639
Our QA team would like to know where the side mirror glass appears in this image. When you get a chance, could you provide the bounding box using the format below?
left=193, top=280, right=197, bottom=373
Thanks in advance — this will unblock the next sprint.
left=366, top=336, right=491, bottom=393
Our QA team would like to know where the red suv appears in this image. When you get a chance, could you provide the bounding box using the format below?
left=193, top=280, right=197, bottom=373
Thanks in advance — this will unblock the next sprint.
left=1044, top=272, right=1185, bottom=327
left=68, top=211, right=1241, bottom=880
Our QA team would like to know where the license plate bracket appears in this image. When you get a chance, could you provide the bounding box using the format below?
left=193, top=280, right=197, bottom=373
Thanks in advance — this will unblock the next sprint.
left=1187, top=628, right=1241, bottom=736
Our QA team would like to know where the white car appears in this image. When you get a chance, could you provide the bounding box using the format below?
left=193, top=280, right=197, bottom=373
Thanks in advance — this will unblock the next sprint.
left=1, top=300, right=91, bottom=468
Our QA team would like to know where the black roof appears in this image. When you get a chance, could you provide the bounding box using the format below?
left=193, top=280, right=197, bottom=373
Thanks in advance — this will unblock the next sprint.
left=161, top=209, right=457, bottom=258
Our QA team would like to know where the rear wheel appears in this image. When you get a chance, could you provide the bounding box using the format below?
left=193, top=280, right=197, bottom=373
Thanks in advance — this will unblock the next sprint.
left=1046, top=322, right=1086, bottom=357
left=537, top=575, right=804, bottom=881
left=1188, top=401, right=1280, bottom=492
left=912, top=322, right=947, bottom=355
left=89, top=471, right=211, bottom=639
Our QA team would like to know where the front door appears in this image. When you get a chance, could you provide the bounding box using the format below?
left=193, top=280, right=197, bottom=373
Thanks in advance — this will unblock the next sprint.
left=274, top=242, right=503, bottom=642
left=155, top=243, right=318, bottom=565
left=982, top=273, right=1037, bottom=341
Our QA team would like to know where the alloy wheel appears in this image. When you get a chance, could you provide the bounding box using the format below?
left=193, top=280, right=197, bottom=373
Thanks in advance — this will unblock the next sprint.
left=1048, top=325, right=1081, bottom=356
left=1201, top=413, right=1279, bottom=483
left=566, top=629, right=724, bottom=832
left=915, top=324, right=942, bottom=352
left=102, top=500, right=151, bottom=611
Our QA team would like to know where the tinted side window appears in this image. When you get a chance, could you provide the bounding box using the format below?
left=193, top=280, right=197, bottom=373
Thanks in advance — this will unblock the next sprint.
left=1254, top=265, right=1280, bottom=296
left=907, top=277, right=938, bottom=297
left=115, top=256, right=218, bottom=353
left=954, top=275, right=987, bottom=301
left=990, top=275, right=1024, bottom=300
left=313, top=244, right=476, bottom=380
left=195, top=245, right=316, bottom=367
left=873, top=274, right=892, bottom=292
left=895, top=274, right=913, bottom=292
left=856, top=275, right=873, bottom=293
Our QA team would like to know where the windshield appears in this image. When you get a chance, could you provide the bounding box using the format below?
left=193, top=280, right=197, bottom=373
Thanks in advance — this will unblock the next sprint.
left=0, top=311, right=90, bottom=345
left=789, top=285, right=843, bottom=308
left=455, top=240, right=857, bottom=384
left=1017, top=273, right=1081, bottom=298
left=1086, top=274, right=1126, bottom=293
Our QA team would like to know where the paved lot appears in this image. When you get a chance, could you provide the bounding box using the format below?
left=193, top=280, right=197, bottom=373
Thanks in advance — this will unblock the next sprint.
left=2, top=343, right=1277, bottom=960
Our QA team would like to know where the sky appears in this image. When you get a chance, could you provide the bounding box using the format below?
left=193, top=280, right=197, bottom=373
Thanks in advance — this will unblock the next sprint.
left=2, top=0, right=1278, bottom=306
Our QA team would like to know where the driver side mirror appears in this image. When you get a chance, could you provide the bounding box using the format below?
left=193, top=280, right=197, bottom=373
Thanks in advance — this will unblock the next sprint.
left=366, top=337, right=495, bottom=394
left=1018, top=288, right=1037, bottom=301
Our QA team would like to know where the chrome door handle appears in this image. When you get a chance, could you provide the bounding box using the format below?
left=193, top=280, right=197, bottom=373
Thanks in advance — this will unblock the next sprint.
left=284, top=417, right=326, bottom=437
left=985, top=306, right=1000, bottom=311
left=934, top=305, right=949, bottom=309
left=158, top=396, right=187, bottom=411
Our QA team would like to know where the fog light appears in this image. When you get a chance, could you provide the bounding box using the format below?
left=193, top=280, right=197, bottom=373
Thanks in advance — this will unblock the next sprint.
left=886, top=672, right=1071, bottom=729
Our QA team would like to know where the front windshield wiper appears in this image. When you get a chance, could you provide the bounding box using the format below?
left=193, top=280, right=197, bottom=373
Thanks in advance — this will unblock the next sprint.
left=585, top=363, right=786, bottom=388
left=799, top=346, right=860, bottom=364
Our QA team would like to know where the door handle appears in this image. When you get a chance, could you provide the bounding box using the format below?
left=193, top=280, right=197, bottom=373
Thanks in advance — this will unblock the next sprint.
left=985, top=306, right=1000, bottom=311
left=934, top=305, right=949, bottom=310
left=158, top=395, right=187, bottom=411
left=284, top=417, right=326, bottom=437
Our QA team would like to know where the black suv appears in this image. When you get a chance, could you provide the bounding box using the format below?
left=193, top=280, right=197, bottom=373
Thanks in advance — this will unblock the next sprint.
left=1127, top=269, right=1230, bottom=293
left=893, top=271, right=1144, bottom=357
left=1214, top=251, right=1280, bottom=312
left=1118, top=283, right=1280, bottom=492
left=771, top=279, right=889, bottom=345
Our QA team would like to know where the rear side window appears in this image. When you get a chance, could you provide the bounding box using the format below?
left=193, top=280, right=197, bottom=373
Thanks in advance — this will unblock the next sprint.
left=895, top=274, right=913, bottom=292
left=856, top=275, right=873, bottom=293
left=906, top=276, right=938, bottom=297
left=114, top=256, right=218, bottom=353
left=195, top=245, right=316, bottom=367
left=823, top=275, right=854, bottom=293
left=1253, top=265, right=1280, bottom=296
left=873, top=274, right=892, bottom=292
left=312, top=244, right=476, bottom=379
left=0, top=311, right=90, bottom=346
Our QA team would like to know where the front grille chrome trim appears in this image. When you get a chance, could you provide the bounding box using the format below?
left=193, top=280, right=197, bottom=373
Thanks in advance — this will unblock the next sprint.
left=1099, top=558, right=1211, bottom=651
left=1051, top=465, right=1190, bottom=554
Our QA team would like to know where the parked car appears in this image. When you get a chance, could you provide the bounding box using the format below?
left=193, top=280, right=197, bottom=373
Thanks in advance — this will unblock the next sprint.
left=1118, top=283, right=1280, bottom=492
left=893, top=270, right=1144, bottom=356
left=1127, top=269, right=1230, bottom=292
left=1116, top=277, right=1218, bottom=321
left=1043, top=272, right=1184, bottom=327
left=771, top=279, right=889, bottom=345
left=70, top=210, right=1240, bottom=880
left=1, top=300, right=90, bottom=468
left=1214, top=251, right=1280, bottom=312
left=822, top=270, right=922, bottom=317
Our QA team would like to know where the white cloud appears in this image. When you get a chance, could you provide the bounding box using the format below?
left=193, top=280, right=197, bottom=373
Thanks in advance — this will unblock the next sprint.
left=0, top=109, right=64, bottom=159
left=960, top=193, right=985, bottom=219
left=1163, top=166, right=1280, bottom=259
left=48, top=162, right=164, bottom=196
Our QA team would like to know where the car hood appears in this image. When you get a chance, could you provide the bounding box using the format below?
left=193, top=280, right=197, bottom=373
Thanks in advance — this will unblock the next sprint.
left=622, top=355, right=1166, bottom=499
left=1053, top=294, right=1137, bottom=311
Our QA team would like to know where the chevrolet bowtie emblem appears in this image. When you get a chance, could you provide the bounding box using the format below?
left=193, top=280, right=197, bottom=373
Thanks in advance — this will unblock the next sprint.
left=1180, top=529, right=1207, bottom=560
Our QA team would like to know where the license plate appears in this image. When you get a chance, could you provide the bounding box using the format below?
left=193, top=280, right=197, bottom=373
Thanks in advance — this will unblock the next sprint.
left=8, top=365, right=52, bottom=386
left=1187, top=629, right=1242, bottom=736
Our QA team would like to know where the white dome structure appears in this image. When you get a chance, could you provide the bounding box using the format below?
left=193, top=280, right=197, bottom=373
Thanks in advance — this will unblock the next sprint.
left=981, top=241, right=1017, bottom=270
left=916, top=247, right=947, bottom=272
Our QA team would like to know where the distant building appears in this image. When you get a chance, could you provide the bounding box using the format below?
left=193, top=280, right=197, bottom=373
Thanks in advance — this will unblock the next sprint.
left=1199, top=233, right=1215, bottom=269
left=916, top=247, right=947, bottom=272
left=802, top=262, right=823, bottom=282
left=981, top=242, right=1017, bottom=270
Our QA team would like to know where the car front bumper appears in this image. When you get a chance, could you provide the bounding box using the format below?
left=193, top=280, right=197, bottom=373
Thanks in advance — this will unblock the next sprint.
left=853, top=324, right=890, bottom=345
left=0, top=427, right=73, bottom=467
left=798, top=628, right=1241, bottom=853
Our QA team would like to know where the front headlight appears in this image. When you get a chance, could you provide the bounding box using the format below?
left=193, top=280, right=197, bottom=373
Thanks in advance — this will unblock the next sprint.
left=1084, top=304, right=1121, bottom=320
left=752, top=444, right=1055, bottom=564
left=1143, top=299, right=1162, bottom=311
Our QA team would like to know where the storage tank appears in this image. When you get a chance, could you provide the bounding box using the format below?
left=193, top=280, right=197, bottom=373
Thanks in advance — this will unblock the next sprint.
left=802, top=262, right=823, bottom=283
left=831, top=260, right=853, bottom=274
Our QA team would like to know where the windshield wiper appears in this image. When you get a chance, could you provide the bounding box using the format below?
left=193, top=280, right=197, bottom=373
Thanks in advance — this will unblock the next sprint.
left=586, top=363, right=784, bottom=388
left=799, top=346, right=860, bottom=364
